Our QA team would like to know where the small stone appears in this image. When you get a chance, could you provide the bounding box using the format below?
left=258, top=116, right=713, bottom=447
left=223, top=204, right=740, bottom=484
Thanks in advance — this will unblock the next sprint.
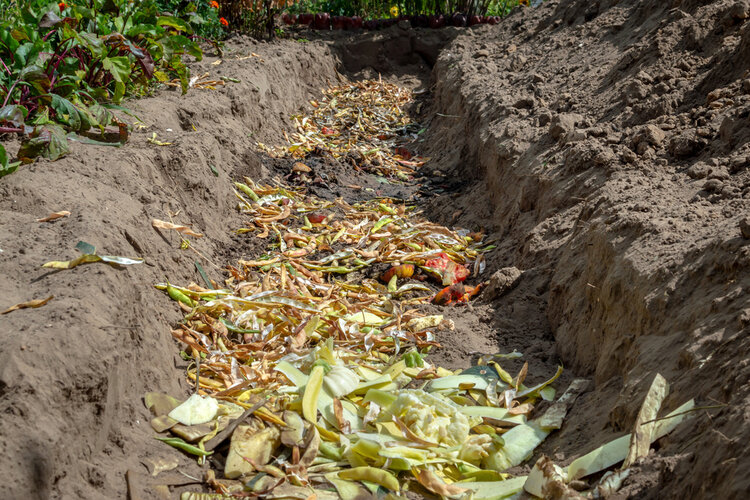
left=707, top=166, right=729, bottom=180
left=621, top=147, right=638, bottom=164
left=703, top=179, right=724, bottom=192
left=669, top=132, right=705, bottom=158
left=729, top=155, right=748, bottom=173
left=706, top=89, right=723, bottom=103
left=730, top=0, right=750, bottom=20
left=474, top=49, right=490, bottom=58
left=484, top=267, right=522, bottom=300
left=563, top=129, right=587, bottom=143
left=639, top=124, right=666, bottom=146
left=687, top=162, right=710, bottom=179
left=586, top=126, right=606, bottom=137
left=513, top=96, right=535, bottom=109
left=740, top=217, right=750, bottom=239
left=635, top=70, right=654, bottom=83
left=549, top=113, right=579, bottom=139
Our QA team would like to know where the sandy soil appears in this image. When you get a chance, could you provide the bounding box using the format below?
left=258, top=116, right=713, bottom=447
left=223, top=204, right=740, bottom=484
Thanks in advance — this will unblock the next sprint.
left=0, top=0, right=748, bottom=498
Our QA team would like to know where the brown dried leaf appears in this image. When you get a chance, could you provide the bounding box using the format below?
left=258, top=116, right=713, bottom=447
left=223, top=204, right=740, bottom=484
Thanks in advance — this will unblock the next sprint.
left=624, top=373, right=669, bottom=467
left=515, top=361, right=529, bottom=391
left=36, top=210, right=70, bottom=222
left=333, top=398, right=351, bottom=434
left=292, top=162, right=312, bottom=173
left=2, top=295, right=53, bottom=314
left=413, top=468, right=467, bottom=497
left=152, top=219, right=203, bottom=238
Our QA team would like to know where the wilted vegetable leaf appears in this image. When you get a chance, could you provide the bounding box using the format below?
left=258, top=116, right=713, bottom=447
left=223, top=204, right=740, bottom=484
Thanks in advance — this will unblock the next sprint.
left=1, top=295, right=53, bottom=315
left=36, top=210, right=70, bottom=223
left=167, top=394, right=219, bottom=426
left=18, top=123, right=69, bottom=163
left=152, top=219, right=203, bottom=238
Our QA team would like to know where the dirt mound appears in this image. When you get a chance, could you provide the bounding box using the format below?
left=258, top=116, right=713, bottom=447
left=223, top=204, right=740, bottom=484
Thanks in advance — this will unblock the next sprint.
left=0, top=38, right=346, bottom=499
left=423, top=0, right=749, bottom=497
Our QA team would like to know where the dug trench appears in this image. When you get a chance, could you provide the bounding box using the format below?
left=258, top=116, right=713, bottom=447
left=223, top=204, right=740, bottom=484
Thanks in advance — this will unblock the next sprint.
left=1, top=1, right=749, bottom=498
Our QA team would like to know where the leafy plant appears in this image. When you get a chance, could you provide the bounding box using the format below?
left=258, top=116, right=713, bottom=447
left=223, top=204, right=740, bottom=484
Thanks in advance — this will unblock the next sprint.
left=284, top=0, right=533, bottom=18
left=216, top=0, right=298, bottom=38
left=0, top=143, right=21, bottom=178
left=155, top=0, right=227, bottom=43
left=0, top=0, right=204, bottom=166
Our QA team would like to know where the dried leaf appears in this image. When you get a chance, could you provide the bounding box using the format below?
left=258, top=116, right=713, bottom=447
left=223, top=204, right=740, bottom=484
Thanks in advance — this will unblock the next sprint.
left=1, top=295, right=53, bottom=314
left=623, top=373, right=669, bottom=468
left=152, top=219, right=203, bottom=238
left=36, top=210, right=70, bottom=223
left=413, top=468, right=467, bottom=497
left=333, top=398, right=351, bottom=434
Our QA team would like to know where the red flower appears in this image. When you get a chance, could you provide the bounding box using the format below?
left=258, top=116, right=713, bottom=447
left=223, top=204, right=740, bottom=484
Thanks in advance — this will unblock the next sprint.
left=219, top=17, right=229, bottom=27
left=58, top=2, right=67, bottom=10
left=210, top=1, right=219, bottom=8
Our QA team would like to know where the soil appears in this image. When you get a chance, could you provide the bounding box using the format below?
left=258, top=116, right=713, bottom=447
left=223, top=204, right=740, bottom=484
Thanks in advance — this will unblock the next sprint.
left=1, top=1, right=749, bottom=499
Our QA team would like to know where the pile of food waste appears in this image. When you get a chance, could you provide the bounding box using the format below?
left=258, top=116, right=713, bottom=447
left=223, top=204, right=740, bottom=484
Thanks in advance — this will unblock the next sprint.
left=144, top=80, right=696, bottom=500
left=258, top=79, right=427, bottom=181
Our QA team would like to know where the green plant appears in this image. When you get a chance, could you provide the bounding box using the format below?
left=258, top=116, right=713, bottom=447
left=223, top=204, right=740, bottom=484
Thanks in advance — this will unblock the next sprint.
left=284, top=0, right=533, bottom=18
left=0, top=0, right=204, bottom=165
left=218, top=0, right=298, bottom=38
left=487, top=0, right=529, bottom=17
left=155, top=0, right=226, bottom=41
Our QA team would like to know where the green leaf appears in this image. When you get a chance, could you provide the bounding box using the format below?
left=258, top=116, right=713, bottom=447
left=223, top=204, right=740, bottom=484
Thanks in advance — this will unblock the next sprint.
left=18, top=65, right=51, bottom=93
left=101, top=56, right=130, bottom=103
left=18, top=123, right=70, bottom=163
left=0, top=144, right=18, bottom=178
left=50, top=94, right=93, bottom=133
left=165, top=34, right=202, bottom=60
left=157, top=16, right=193, bottom=34
left=38, top=11, right=64, bottom=29
left=15, top=42, right=40, bottom=67
left=101, top=56, right=130, bottom=83
left=0, top=104, right=28, bottom=127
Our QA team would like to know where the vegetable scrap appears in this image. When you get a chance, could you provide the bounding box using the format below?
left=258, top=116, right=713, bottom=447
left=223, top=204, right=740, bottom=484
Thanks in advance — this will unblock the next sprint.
left=258, top=79, right=428, bottom=180
left=149, top=133, right=172, bottom=146
left=36, top=210, right=70, bottom=223
left=43, top=240, right=143, bottom=270
left=523, top=375, right=695, bottom=498
left=147, top=81, right=695, bottom=498
left=163, top=72, right=230, bottom=90
left=1, top=295, right=53, bottom=315
left=153, top=219, right=204, bottom=238
left=149, top=178, right=695, bottom=499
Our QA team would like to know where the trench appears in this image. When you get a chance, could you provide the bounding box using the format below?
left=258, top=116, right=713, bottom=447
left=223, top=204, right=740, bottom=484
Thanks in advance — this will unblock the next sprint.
left=130, top=31, right=596, bottom=498
left=2, top=14, right=745, bottom=499
left=136, top=30, right=631, bottom=498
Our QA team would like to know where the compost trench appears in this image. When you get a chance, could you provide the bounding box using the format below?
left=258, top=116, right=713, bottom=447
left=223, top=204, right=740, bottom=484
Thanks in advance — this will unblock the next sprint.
left=1, top=0, right=749, bottom=498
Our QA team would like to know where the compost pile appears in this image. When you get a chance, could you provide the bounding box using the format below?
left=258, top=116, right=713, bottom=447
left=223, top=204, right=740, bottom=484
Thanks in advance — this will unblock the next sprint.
left=146, top=81, right=695, bottom=500
left=258, top=79, right=427, bottom=180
